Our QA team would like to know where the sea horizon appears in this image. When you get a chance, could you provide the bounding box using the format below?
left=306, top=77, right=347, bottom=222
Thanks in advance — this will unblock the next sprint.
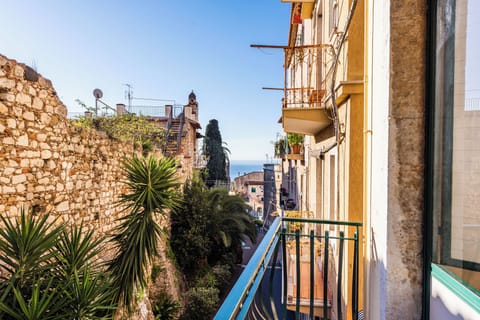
left=229, top=159, right=278, bottom=180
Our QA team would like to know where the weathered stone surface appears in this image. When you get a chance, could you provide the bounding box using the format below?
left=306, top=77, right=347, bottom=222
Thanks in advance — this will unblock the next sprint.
left=56, top=201, right=69, bottom=212
left=16, top=134, right=28, bottom=147
left=12, top=174, right=26, bottom=184
left=0, top=78, right=15, bottom=89
left=3, top=137, right=14, bottom=145
left=15, top=93, right=31, bottom=105
left=23, top=111, right=34, bottom=121
left=0, top=102, right=7, bottom=114
left=7, top=118, right=16, bottom=128
left=40, top=150, right=52, bottom=159
left=0, top=54, right=186, bottom=312
left=32, top=97, right=43, bottom=110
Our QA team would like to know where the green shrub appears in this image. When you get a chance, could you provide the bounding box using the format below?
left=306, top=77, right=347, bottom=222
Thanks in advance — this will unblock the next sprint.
left=181, top=286, right=219, bottom=320
left=152, top=291, right=180, bottom=320
left=212, top=264, right=232, bottom=291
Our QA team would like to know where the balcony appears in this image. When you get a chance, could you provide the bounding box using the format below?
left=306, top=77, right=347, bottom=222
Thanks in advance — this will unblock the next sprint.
left=215, top=216, right=362, bottom=320
left=282, top=104, right=332, bottom=136
left=281, top=44, right=334, bottom=136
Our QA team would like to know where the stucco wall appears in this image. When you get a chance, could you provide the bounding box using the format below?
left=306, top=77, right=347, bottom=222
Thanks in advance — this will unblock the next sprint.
left=366, top=0, right=426, bottom=319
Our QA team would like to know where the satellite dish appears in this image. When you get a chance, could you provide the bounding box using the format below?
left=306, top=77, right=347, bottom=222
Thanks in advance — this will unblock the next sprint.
left=93, top=88, right=103, bottom=99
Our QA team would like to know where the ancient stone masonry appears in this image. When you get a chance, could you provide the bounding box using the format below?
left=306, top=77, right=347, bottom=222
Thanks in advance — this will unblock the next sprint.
left=0, top=54, right=134, bottom=238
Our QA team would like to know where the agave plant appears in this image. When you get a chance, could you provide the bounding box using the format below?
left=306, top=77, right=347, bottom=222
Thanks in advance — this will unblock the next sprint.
left=0, top=209, right=63, bottom=299
left=109, top=155, right=180, bottom=312
left=53, top=225, right=116, bottom=319
left=0, top=210, right=117, bottom=320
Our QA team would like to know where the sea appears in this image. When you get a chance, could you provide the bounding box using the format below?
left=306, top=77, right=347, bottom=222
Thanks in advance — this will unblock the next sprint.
left=229, top=160, right=278, bottom=180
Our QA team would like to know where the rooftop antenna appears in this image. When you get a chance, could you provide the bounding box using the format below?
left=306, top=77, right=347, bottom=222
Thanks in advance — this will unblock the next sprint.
left=123, top=84, right=133, bottom=111
left=93, top=88, right=103, bottom=116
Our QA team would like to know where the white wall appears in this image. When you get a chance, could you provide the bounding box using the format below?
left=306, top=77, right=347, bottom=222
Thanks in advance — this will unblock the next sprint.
left=365, top=0, right=390, bottom=319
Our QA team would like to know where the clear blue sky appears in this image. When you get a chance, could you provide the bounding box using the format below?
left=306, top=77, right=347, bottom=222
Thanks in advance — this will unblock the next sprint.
left=0, top=1, right=290, bottom=161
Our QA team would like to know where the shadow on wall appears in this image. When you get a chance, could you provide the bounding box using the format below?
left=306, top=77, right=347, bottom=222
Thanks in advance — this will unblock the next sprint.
left=430, top=296, right=465, bottom=320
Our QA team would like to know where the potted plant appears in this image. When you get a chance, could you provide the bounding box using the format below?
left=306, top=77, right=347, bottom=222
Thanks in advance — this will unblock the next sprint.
left=274, top=139, right=287, bottom=157
left=287, top=133, right=304, bottom=154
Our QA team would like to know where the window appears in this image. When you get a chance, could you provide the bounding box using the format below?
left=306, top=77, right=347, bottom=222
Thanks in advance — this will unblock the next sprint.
left=329, top=0, right=338, bottom=36
left=430, top=0, right=480, bottom=295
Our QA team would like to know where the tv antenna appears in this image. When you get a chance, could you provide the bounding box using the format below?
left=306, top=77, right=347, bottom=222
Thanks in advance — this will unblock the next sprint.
left=123, top=84, right=133, bottom=111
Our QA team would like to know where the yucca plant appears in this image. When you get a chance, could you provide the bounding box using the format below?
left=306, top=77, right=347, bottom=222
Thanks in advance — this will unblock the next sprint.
left=0, top=209, right=63, bottom=297
left=0, top=211, right=117, bottom=320
left=109, top=155, right=180, bottom=313
left=0, top=278, right=65, bottom=320
left=53, top=225, right=116, bottom=319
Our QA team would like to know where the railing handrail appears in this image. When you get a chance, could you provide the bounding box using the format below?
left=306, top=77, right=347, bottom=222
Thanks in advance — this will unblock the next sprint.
left=282, top=216, right=363, bottom=227
left=214, top=217, right=282, bottom=320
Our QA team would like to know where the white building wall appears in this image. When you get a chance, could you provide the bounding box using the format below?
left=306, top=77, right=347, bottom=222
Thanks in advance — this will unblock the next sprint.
left=365, top=0, right=390, bottom=319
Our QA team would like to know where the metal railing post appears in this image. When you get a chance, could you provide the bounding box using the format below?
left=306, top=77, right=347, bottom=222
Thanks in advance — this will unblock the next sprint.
left=295, top=229, right=300, bottom=319
left=352, top=228, right=359, bottom=320
left=282, top=227, right=288, bottom=320
left=337, top=231, right=345, bottom=320
left=309, top=230, right=315, bottom=320
left=324, top=230, right=329, bottom=320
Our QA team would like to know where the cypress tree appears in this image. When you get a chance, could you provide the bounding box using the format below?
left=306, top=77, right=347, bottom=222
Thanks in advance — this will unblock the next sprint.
left=202, top=119, right=228, bottom=188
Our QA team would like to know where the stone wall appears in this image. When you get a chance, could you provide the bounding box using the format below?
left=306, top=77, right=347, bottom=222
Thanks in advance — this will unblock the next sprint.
left=0, top=54, right=134, bottom=239
left=387, top=0, right=426, bottom=318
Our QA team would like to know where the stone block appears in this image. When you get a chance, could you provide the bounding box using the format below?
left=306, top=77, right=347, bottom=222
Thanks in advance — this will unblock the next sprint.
left=7, top=118, right=16, bottom=128
left=15, top=93, right=31, bottom=105
left=16, top=184, right=26, bottom=192
left=38, top=177, right=49, bottom=185
left=40, top=113, right=51, bottom=124
left=3, top=186, right=15, bottom=193
left=35, top=185, right=45, bottom=192
left=16, top=134, right=28, bottom=147
left=0, top=102, right=7, bottom=114
left=41, top=150, right=52, bottom=159
left=14, top=65, right=24, bottom=78
left=37, top=133, right=47, bottom=142
left=23, top=111, right=35, bottom=121
left=0, top=78, right=15, bottom=89
left=12, top=174, right=26, bottom=184
left=32, top=97, right=43, bottom=110
left=56, top=201, right=69, bottom=212
left=3, top=137, right=14, bottom=145
left=39, top=142, right=50, bottom=150
left=0, top=176, right=10, bottom=183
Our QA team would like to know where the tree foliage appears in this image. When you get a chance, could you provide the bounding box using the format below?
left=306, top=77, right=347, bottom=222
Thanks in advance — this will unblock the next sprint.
left=108, top=155, right=180, bottom=313
left=202, top=119, right=229, bottom=187
left=170, top=176, right=257, bottom=275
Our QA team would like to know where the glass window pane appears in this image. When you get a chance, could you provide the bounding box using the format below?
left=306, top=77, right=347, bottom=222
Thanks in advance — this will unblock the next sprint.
left=433, top=0, right=480, bottom=294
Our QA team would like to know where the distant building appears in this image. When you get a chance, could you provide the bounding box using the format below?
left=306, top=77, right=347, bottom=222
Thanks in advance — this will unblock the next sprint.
left=118, top=91, right=202, bottom=181
left=231, top=171, right=264, bottom=218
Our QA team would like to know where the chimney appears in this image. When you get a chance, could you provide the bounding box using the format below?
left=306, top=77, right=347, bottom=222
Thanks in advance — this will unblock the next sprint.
left=116, top=103, right=126, bottom=115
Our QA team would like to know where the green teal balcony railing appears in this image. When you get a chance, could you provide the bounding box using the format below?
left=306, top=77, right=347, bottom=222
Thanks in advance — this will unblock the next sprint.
left=214, top=216, right=362, bottom=320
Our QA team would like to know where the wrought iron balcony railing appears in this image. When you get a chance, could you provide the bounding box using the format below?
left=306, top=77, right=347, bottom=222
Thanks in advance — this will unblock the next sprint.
left=215, top=216, right=362, bottom=320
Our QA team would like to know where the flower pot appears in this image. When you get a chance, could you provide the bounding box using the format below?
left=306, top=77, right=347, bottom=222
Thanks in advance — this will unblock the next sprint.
left=290, top=144, right=301, bottom=154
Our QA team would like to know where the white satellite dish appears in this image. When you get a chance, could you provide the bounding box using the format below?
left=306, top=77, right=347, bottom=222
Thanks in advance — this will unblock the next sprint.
left=93, top=88, right=103, bottom=99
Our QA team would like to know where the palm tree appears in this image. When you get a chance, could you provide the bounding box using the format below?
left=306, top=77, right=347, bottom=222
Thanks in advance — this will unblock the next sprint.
left=108, top=155, right=180, bottom=313
left=206, top=189, right=257, bottom=263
